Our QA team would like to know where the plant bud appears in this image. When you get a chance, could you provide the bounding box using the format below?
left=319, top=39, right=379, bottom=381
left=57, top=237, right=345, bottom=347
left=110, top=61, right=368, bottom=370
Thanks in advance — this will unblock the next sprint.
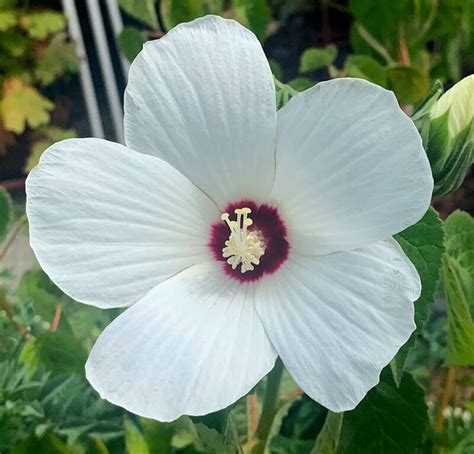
left=413, top=76, right=473, bottom=197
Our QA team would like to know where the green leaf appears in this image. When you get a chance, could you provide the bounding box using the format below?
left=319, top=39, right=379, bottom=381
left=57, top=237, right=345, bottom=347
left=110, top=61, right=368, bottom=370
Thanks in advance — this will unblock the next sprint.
left=2, top=78, right=54, bottom=134
left=19, top=11, right=66, bottom=39
left=338, top=370, right=429, bottom=454
left=268, top=59, right=282, bottom=80
left=118, top=0, right=158, bottom=29
left=275, top=78, right=297, bottom=110
left=0, top=10, right=16, bottom=31
left=287, top=78, right=314, bottom=92
left=118, top=27, right=147, bottom=63
left=193, top=423, right=237, bottom=454
left=311, top=411, right=343, bottom=454
left=344, top=55, right=386, bottom=86
left=34, top=331, right=88, bottom=375
left=385, top=65, right=429, bottom=105
left=443, top=210, right=474, bottom=366
left=0, top=186, right=12, bottom=242
left=18, top=269, right=62, bottom=321
left=34, top=33, right=79, bottom=86
left=124, top=419, right=149, bottom=454
left=160, top=0, right=204, bottom=29
left=235, top=0, right=271, bottom=41
left=299, top=46, right=337, bottom=72
left=395, top=208, right=445, bottom=329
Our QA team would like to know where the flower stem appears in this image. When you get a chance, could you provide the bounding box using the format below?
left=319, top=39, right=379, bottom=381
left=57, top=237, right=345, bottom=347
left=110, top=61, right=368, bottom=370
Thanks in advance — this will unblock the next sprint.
left=255, top=359, right=284, bottom=442
left=435, top=367, right=456, bottom=431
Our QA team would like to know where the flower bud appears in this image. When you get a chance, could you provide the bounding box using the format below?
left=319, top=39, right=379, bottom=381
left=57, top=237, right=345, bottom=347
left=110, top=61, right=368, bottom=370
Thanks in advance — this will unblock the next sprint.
left=413, top=76, right=474, bottom=197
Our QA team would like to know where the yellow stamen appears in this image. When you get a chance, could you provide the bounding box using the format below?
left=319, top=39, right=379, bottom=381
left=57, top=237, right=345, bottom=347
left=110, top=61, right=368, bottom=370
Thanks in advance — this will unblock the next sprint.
left=221, top=207, right=265, bottom=273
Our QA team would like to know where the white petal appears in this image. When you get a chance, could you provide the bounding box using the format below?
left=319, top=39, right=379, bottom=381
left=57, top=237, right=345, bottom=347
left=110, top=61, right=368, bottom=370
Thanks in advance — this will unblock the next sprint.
left=255, top=239, right=419, bottom=412
left=272, top=78, right=433, bottom=255
left=26, top=138, right=218, bottom=309
left=124, top=15, right=277, bottom=207
left=86, top=261, right=277, bottom=421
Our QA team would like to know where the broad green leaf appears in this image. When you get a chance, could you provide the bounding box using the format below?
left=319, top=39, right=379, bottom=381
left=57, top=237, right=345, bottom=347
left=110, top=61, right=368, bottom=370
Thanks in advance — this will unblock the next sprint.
left=299, top=46, right=337, bottom=72
left=344, top=55, right=386, bottom=86
left=392, top=208, right=444, bottom=381
left=0, top=186, right=12, bottom=241
left=141, top=418, right=174, bottom=454
left=119, top=0, right=158, bottom=29
left=2, top=78, right=54, bottom=134
left=34, top=33, right=79, bottom=86
left=443, top=210, right=474, bottom=365
left=19, top=11, right=66, bottom=39
left=338, top=370, right=429, bottom=454
left=124, top=419, right=149, bottom=454
left=395, top=208, right=445, bottom=329
left=34, top=331, right=88, bottom=375
left=311, top=411, right=343, bottom=454
left=0, top=10, right=16, bottom=31
left=385, top=65, right=429, bottom=105
left=235, top=0, right=271, bottom=41
left=118, top=27, right=147, bottom=63
left=160, top=0, right=204, bottom=29
left=288, top=78, right=314, bottom=92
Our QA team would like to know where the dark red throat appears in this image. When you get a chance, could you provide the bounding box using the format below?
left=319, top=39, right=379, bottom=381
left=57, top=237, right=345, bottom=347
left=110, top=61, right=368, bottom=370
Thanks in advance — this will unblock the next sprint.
left=208, top=199, right=290, bottom=282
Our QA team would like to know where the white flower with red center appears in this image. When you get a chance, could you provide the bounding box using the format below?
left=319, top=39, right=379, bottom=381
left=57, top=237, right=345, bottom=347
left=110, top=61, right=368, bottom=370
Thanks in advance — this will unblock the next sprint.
left=26, top=16, right=433, bottom=421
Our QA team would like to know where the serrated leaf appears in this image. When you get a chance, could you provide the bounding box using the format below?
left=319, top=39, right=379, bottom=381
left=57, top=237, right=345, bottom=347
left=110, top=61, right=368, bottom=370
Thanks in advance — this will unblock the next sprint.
left=395, top=208, right=445, bottom=329
left=35, top=33, right=79, bottom=86
left=338, top=370, right=428, bottom=454
left=299, top=46, right=337, bottom=72
left=118, top=27, right=147, bottom=63
left=119, top=0, right=158, bottom=29
left=385, top=65, right=429, bottom=105
left=19, top=11, right=66, bottom=39
left=443, top=210, right=474, bottom=366
left=0, top=186, right=12, bottom=241
left=2, top=78, right=54, bottom=134
left=0, top=10, right=16, bottom=31
left=344, top=55, right=386, bottom=86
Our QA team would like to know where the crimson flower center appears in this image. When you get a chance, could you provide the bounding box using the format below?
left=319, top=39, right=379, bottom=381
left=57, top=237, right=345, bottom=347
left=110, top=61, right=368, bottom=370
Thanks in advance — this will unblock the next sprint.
left=209, top=200, right=290, bottom=282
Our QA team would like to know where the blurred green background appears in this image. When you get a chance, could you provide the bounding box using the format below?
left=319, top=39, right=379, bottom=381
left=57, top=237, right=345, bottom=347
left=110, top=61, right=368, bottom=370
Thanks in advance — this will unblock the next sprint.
left=0, top=1, right=473, bottom=453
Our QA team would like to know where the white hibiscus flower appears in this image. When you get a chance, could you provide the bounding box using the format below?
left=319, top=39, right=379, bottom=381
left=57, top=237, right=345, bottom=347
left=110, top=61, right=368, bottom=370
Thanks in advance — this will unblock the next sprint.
left=26, top=16, right=433, bottom=421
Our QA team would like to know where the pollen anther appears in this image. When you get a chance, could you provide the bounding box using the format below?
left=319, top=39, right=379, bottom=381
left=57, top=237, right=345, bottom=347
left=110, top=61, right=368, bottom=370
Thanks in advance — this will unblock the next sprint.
left=221, top=207, right=265, bottom=273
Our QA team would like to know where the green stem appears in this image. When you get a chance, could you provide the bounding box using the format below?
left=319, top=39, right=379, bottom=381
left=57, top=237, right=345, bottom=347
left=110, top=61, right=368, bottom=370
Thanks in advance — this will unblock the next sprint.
left=255, top=359, right=284, bottom=442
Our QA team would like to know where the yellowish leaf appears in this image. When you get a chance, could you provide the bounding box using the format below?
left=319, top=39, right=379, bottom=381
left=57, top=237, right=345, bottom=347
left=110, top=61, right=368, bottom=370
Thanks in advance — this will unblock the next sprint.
left=2, top=78, right=54, bottom=134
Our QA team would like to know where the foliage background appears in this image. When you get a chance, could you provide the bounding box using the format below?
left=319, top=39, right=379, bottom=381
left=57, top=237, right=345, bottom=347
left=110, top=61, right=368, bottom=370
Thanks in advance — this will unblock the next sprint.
left=0, top=1, right=473, bottom=453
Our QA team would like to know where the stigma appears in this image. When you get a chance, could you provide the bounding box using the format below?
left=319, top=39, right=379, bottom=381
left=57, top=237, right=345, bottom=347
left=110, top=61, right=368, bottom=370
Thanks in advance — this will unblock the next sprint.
left=221, top=207, right=265, bottom=273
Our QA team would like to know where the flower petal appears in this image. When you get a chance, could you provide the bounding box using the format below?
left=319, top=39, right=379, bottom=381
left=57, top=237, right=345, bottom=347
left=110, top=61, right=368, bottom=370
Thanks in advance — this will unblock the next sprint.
left=26, top=138, right=218, bottom=309
left=272, top=78, right=433, bottom=255
left=124, top=15, right=277, bottom=208
left=85, top=261, right=277, bottom=421
left=255, top=239, right=419, bottom=412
